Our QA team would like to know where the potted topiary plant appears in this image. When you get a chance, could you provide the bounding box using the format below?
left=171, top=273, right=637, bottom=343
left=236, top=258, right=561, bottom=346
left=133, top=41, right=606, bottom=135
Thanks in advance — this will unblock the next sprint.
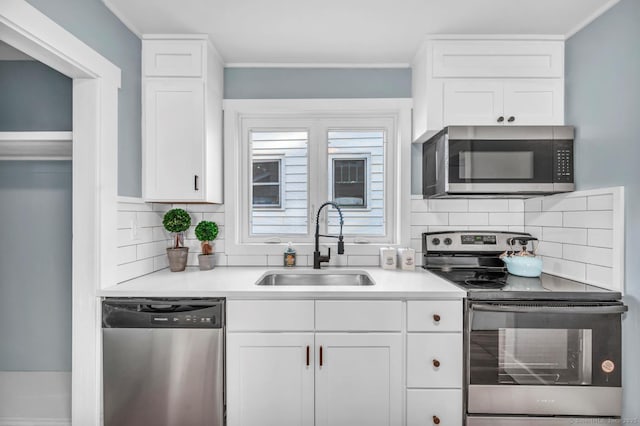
left=162, top=208, right=192, bottom=272
left=195, top=220, right=219, bottom=270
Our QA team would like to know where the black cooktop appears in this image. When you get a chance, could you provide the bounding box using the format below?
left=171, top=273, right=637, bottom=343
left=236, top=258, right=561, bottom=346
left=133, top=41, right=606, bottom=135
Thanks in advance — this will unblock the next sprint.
left=428, top=268, right=621, bottom=301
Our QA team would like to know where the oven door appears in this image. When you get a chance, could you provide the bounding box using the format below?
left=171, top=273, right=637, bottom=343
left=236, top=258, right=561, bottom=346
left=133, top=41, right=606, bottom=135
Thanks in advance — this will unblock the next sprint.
left=467, top=301, right=625, bottom=417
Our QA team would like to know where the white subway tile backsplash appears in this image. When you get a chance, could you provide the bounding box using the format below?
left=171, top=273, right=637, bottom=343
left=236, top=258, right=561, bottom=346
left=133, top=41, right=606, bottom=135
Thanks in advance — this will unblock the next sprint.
left=524, top=198, right=542, bottom=212
left=410, top=226, right=430, bottom=239
left=542, top=196, right=587, bottom=212
left=117, top=227, right=153, bottom=247
left=117, top=211, right=136, bottom=230
left=563, top=244, right=613, bottom=268
left=489, top=212, right=524, bottom=226
left=468, top=199, right=509, bottom=212
left=346, top=255, right=380, bottom=266
left=524, top=211, right=563, bottom=227
left=542, top=256, right=586, bottom=281
left=586, top=264, right=613, bottom=286
left=449, top=212, right=488, bottom=226
left=117, top=246, right=137, bottom=265
left=588, top=229, right=613, bottom=248
left=410, top=212, right=448, bottom=226
left=117, top=258, right=154, bottom=283
left=524, top=226, right=543, bottom=239
left=508, top=200, right=525, bottom=212
left=428, top=199, right=468, bottom=212
left=137, top=211, right=162, bottom=228
left=563, top=211, right=613, bottom=229
left=542, top=227, right=588, bottom=245
left=588, top=195, right=613, bottom=211
left=137, top=241, right=166, bottom=260
left=153, top=254, right=168, bottom=271
left=203, top=212, right=225, bottom=223
left=227, top=255, right=267, bottom=266
left=411, top=199, right=429, bottom=212
left=536, top=241, right=563, bottom=258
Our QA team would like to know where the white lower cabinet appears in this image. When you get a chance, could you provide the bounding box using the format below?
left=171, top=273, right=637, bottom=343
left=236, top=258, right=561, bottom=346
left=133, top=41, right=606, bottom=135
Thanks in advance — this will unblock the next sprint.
left=227, top=333, right=315, bottom=426
left=315, top=333, right=402, bottom=426
left=407, top=389, right=463, bottom=426
left=226, top=300, right=404, bottom=426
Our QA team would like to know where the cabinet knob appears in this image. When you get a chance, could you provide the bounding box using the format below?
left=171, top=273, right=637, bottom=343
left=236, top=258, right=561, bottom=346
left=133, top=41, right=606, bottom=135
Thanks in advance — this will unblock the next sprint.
left=433, top=415, right=441, bottom=425
left=433, top=359, right=441, bottom=368
left=433, top=314, right=441, bottom=322
left=497, top=116, right=505, bottom=123
left=508, top=116, right=515, bottom=123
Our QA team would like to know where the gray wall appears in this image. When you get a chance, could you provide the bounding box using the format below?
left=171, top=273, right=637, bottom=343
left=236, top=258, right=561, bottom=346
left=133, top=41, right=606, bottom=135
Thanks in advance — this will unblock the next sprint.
left=224, top=68, right=411, bottom=99
left=0, top=161, right=72, bottom=371
left=565, top=0, right=640, bottom=419
left=0, top=61, right=72, bottom=131
left=25, top=0, right=142, bottom=197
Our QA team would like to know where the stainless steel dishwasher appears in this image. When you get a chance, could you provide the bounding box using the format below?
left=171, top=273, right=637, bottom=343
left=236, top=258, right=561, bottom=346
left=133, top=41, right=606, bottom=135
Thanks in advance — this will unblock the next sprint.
left=102, top=298, right=224, bottom=426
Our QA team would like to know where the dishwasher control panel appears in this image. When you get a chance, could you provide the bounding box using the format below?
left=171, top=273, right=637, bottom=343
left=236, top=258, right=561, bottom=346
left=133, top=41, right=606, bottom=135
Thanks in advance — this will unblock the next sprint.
left=102, top=298, right=224, bottom=329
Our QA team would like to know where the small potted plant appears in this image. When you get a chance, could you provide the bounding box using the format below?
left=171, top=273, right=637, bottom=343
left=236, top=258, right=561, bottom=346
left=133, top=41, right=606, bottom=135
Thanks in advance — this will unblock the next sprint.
left=162, top=208, right=192, bottom=272
left=195, top=220, right=219, bottom=270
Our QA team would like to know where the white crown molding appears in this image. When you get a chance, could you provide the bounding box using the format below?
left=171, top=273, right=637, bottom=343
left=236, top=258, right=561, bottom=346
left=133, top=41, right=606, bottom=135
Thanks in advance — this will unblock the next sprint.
left=224, top=62, right=410, bottom=69
left=101, top=0, right=142, bottom=38
left=0, top=40, right=33, bottom=60
left=565, top=0, right=621, bottom=39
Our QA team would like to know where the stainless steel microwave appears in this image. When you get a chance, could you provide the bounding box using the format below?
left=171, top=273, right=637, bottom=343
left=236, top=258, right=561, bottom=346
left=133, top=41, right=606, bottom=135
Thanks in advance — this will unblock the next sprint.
left=420, top=126, right=575, bottom=198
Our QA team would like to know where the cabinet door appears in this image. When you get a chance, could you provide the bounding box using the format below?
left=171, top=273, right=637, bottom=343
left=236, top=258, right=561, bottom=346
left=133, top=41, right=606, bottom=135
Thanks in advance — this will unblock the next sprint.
left=443, top=80, right=504, bottom=126
left=503, top=79, right=564, bottom=125
left=315, top=333, right=402, bottom=426
left=144, top=79, right=205, bottom=202
left=226, top=333, right=314, bottom=426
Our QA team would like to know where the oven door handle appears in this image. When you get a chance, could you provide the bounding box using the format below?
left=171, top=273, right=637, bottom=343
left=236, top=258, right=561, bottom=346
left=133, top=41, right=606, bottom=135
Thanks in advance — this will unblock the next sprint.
left=471, top=303, right=628, bottom=315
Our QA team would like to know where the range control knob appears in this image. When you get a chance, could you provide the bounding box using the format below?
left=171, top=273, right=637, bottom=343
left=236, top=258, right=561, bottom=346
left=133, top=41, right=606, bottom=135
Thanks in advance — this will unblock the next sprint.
left=431, top=238, right=441, bottom=246
left=443, top=238, right=453, bottom=246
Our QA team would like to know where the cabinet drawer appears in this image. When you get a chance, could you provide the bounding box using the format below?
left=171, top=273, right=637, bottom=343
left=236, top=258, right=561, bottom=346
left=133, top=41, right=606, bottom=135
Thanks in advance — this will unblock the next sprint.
left=227, top=300, right=314, bottom=331
left=407, top=300, right=462, bottom=332
left=432, top=40, right=563, bottom=78
left=144, top=40, right=203, bottom=77
left=407, top=333, right=462, bottom=388
left=315, top=300, right=402, bottom=331
left=407, top=389, right=462, bottom=426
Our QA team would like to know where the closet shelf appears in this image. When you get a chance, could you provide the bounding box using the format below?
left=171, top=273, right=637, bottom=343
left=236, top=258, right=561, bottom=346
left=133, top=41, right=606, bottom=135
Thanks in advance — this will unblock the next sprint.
left=0, top=131, right=72, bottom=160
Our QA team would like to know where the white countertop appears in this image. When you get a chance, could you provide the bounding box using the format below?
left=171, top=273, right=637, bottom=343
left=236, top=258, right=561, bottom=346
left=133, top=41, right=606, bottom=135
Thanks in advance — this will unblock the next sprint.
left=99, top=266, right=466, bottom=299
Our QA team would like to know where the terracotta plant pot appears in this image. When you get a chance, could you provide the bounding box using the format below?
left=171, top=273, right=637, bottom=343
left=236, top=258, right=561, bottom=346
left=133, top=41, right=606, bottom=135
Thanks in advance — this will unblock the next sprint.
left=167, top=247, right=189, bottom=272
left=198, top=254, right=216, bottom=271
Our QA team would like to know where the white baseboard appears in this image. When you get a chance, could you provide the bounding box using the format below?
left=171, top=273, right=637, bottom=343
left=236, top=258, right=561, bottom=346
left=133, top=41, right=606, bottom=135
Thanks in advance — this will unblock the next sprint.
left=0, top=418, right=70, bottom=426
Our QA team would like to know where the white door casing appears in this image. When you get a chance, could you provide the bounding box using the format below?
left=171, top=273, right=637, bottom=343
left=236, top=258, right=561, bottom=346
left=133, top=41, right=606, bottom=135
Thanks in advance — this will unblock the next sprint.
left=0, top=1, right=121, bottom=424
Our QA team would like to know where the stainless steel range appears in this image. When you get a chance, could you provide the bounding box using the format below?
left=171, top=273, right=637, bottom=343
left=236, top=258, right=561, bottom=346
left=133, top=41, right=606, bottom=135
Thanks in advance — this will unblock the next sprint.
left=422, top=231, right=627, bottom=426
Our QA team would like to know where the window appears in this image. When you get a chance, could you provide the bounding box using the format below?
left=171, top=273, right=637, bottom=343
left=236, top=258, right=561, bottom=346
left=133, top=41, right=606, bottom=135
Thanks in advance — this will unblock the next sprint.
left=224, top=99, right=411, bottom=254
left=252, top=159, right=281, bottom=208
left=333, top=158, right=367, bottom=207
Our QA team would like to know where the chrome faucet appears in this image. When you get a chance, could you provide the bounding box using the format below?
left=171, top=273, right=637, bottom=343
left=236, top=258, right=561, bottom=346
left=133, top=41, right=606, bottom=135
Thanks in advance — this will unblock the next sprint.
left=313, top=201, right=344, bottom=269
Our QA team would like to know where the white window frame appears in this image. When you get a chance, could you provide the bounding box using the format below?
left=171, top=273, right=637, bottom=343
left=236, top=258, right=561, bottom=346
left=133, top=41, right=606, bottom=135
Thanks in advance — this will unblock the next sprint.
left=223, top=99, right=412, bottom=257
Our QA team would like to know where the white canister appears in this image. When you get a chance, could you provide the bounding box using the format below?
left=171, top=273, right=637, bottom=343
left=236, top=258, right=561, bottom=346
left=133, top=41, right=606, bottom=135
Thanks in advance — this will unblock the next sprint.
left=379, top=247, right=397, bottom=269
left=397, top=248, right=416, bottom=270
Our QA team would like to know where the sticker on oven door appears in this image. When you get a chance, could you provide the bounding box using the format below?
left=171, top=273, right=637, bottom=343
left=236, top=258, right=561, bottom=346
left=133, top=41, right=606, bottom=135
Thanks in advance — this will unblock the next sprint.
left=601, top=359, right=615, bottom=373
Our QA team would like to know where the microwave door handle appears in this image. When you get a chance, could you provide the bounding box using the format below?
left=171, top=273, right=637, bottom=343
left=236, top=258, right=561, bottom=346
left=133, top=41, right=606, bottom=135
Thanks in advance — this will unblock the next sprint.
left=471, top=304, right=628, bottom=315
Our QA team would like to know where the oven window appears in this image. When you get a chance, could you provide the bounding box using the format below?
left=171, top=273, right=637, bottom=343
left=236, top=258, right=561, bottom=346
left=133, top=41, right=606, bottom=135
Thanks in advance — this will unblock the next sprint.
left=498, top=328, right=592, bottom=385
left=459, top=151, right=534, bottom=180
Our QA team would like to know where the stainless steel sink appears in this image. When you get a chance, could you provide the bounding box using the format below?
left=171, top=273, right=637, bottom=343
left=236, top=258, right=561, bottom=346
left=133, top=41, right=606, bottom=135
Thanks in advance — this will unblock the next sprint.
left=255, top=270, right=375, bottom=286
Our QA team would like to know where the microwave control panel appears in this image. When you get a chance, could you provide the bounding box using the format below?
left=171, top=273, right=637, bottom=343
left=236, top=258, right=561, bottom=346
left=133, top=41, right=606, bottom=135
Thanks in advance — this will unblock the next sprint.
left=553, top=140, right=574, bottom=183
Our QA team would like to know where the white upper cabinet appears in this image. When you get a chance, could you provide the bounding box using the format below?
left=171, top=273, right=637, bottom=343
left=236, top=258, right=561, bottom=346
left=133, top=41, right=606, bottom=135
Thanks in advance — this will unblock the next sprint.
left=142, top=35, right=224, bottom=203
left=412, top=36, right=565, bottom=137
